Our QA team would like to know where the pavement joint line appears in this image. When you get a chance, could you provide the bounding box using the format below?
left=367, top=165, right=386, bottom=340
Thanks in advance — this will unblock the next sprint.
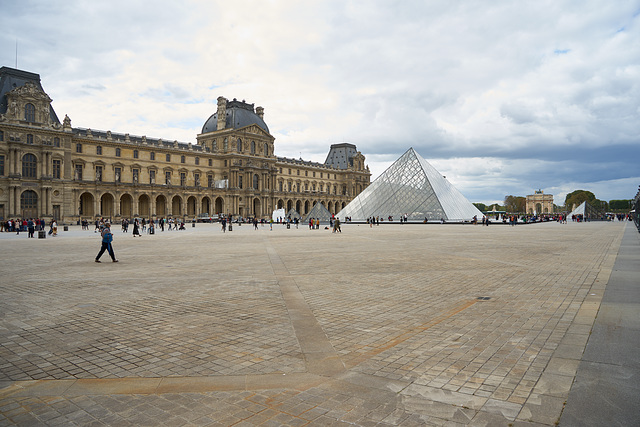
left=264, top=241, right=346, bottom=376
left=346, top=299, right=478, bottom=369
left=0, top=373, right=328, bottom=397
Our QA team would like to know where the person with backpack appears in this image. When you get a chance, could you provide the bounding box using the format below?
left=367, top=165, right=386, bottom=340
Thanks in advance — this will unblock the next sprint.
left=95, top=223, right=118, bottom=263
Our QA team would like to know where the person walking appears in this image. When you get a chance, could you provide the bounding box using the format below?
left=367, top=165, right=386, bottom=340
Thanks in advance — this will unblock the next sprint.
left=132, top=219, right=141, bottom=237
left=95, top=223, right=118, bottom=263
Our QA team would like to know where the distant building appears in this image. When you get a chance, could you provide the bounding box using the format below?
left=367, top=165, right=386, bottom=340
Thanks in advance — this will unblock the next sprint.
left=0, top=66, right=370, bottom=221
left=526, top=190, right=554, bottom=214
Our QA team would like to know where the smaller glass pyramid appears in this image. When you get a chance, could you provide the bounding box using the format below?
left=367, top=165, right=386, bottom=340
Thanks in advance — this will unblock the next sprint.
left=337, top=148, right=482, bottom=221
left=303, top=202, right=333, bottom=223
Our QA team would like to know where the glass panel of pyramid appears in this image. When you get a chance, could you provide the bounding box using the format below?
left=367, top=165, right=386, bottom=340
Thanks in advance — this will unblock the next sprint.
left=337, top=148, right=482, bottom=221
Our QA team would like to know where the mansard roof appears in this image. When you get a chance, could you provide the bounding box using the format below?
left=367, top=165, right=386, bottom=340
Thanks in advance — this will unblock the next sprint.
left=0, top=66, right=60, bottom=124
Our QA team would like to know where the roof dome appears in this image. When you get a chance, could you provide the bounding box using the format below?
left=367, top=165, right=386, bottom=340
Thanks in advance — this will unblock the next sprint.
left=201, top=98, right=269, bottom=134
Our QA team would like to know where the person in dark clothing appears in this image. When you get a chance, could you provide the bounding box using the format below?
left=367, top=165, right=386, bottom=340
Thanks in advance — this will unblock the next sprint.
left=95, top=223, right=118, bottom=263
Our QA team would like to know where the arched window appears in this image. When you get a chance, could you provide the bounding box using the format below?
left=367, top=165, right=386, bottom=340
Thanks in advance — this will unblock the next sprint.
left=237, top=138, right=242, bottom=152
left=21, top=190, right=38, bottom=213
left=22, top=153, right=37, bottom=178
left=264, top=143, right=269, bottom=156
left=251, top=141, right=256, bottom=154
left=25, top=103, right=36, bottom=122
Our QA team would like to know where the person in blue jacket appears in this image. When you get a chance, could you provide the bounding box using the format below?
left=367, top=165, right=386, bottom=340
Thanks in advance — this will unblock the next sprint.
left=95, top=223, right=118, bottom=263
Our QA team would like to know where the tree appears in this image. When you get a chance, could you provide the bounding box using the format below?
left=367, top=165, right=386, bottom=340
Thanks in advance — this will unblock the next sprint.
left=609, top=199, right=632, bottom=211
left=504, top=195, right=526, bottom=213
left=473, top=203, right=487, bottom=212
left=564, top=190, right=596, bottom=210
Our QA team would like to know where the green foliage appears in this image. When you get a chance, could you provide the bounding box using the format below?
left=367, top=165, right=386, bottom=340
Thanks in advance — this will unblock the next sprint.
left=564, top=190, right=596, bottom=209
left=609, top=199, right=632, bottom=210
left=473, top=203, right=487, bottom=212
left=504, top=195, right=526, bottom=213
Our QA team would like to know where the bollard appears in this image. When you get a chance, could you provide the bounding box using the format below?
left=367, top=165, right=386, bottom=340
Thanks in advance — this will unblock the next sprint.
left=38, top=230, right=46, bottom=239
left=63, top=225, right=69, bottom=231
left=228, top=224, right=233, bottom=231
left=192, top=222, right=195, bottom=228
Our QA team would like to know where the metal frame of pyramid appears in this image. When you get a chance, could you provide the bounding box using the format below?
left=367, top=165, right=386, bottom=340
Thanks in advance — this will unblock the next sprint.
left=337, top=148, right=482, bottom=221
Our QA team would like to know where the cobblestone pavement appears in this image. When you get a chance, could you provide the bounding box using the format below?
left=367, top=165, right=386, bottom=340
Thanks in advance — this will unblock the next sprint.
left=0, top=220, right=627, bottom=426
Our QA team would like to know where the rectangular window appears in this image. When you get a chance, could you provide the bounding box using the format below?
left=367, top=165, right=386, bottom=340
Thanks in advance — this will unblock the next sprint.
left=279, top=181, right=283, bottom=192
left=96, top=146, right=102, bottom=155
left=180, top=172, right=186, bottom=186
left=0, top=155, right=4, bottom=175
left=181, top=155, right=185, bottom=164
left=208, top=158, right=212, bottom=166
left=26, top=134, right=34, bottom=144
left=133, top=150, right=139, bottom=159
left=166, top=154, right=171, bottom=162
left=194, top=173, right=200, bottom=186
left=305, top=171, right=308, bottom=176
left=53, top=137, right=60, bottom=147
left=165, top=171, right=171, bottom=185
left=132, top=168, right=139, bottom=183
left=195, top=157, right=200, bottom=165
left=95, top=165, right=103, bottom=182
left=150, top=152, right=155, bottom=160
left=0, top=130, right=4, bottom=141
left=115, top=148, right=121, bottom=157
left=320, top=172, right=323, bottom=178
left=76, top=143, right=82, bottom=153
left=297, top=170, right=300, bottom=175
left=288, top=169, right=291, bottom=174
left=238, top=175, right=243, bottom=189
left=75, top=164, right=83, bottom=180
left=208, top=174, right=213, bottom=188
left=52, top=159, right=60, bottom=179
left=313, top=171, right=316, bottom=177
left=115, top=167, right=121, bottom=183
left=149, top=169, right=156, bottom=184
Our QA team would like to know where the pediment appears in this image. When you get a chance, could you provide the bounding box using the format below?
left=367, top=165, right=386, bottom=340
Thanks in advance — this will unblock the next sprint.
left=8, top=82, right=52, bottom=103
left=237, top=124, right=271, bottom=137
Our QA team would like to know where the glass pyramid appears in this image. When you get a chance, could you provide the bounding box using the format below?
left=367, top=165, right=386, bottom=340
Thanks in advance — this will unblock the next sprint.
left=567, top=201, right=603, bottom=219
left=286, top=209, right=301, bottom=220
left=337, top=148, right=483, bottom=221
left=303, top=202, right=333, bottom=223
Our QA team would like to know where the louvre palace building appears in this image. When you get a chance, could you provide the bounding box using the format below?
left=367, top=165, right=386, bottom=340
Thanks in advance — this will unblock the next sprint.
left=0, top=66, right=370, bottom=222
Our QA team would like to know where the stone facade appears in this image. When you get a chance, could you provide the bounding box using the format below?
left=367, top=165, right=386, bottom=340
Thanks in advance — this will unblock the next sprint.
left=0, top=67, right=370, bottom=222
left=526, top=190, right=554, bottom=214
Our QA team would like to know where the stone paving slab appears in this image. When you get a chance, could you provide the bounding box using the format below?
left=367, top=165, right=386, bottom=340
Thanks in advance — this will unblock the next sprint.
left=0, top=220, right=628, bottom=425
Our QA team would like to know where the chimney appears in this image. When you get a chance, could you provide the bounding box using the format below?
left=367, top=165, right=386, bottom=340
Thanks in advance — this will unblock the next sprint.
left=217, top=96, right=227, bottom=130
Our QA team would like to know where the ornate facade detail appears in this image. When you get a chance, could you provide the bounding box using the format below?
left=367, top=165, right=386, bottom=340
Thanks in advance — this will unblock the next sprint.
left=0, top=66, right=370, bottom=222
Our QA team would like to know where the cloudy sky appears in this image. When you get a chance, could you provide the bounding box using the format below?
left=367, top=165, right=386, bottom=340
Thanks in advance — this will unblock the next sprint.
left=2, top=0, right=639, bottom=205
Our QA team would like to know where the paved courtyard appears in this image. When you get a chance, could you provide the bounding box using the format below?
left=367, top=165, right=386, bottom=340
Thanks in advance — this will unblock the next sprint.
left=0, top=220, right=628, bottom=426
